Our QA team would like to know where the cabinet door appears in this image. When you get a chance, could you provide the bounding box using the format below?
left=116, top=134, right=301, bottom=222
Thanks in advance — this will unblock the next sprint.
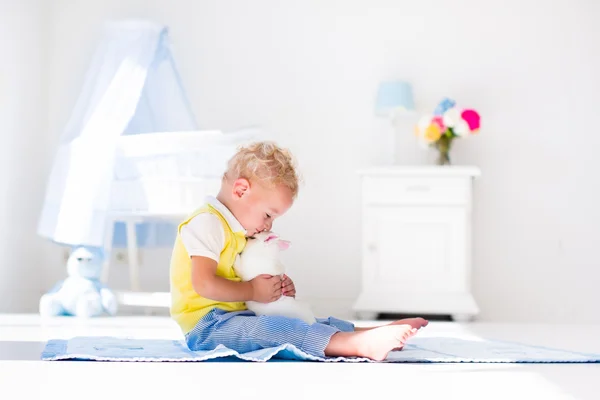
left=362, top=205, right=467, bottom=294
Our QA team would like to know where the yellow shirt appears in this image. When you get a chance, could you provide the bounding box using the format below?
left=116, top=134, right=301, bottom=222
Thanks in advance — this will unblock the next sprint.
left=170, top=203, right=247, bottom=334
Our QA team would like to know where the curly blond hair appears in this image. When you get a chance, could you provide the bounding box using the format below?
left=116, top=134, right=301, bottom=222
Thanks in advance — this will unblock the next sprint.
left=224, top=141, right=300, bottom=198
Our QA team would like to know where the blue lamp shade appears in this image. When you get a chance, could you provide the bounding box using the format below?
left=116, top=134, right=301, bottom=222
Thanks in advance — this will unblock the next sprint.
left=375, top=81, right=415, bottom=117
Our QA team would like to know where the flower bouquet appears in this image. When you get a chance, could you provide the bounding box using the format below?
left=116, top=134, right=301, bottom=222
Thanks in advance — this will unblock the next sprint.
left=414, top=98, right=481, bottom=165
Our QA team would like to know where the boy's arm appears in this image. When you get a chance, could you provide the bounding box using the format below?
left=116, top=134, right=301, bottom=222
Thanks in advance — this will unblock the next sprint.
left=191, top=256, right=283, bottom=303
left=191, top=256, right=254, bottom=302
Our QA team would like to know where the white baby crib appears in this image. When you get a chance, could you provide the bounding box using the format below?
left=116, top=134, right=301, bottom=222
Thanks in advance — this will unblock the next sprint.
left=104, top=128, right=260, bottom=302
left=111, top=128, right=259, bottom=214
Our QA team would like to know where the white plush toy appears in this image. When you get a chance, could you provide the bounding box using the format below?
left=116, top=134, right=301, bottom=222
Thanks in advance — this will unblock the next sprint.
left=39, top=247, right=118, bottom=318
left=235, top=232, right=316, bottom=325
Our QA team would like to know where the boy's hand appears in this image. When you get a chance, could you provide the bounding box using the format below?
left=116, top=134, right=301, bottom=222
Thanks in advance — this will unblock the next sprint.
left=249, top=274, right=282, bottom=303
left=282, top=274, right=296, bottom=298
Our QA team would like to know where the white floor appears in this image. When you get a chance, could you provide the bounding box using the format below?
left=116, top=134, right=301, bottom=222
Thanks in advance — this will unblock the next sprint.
left=1, top=314, right=599, bottom=400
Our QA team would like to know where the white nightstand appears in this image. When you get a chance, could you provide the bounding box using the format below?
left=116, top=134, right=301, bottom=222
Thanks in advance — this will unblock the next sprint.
left=352, top=166, right=481, bottom=322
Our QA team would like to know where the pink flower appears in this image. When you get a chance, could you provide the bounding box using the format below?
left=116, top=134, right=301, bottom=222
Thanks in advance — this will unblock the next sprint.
left=432, top=116, right=445, bottom=132
left=461, top=109, right=480, bottom=132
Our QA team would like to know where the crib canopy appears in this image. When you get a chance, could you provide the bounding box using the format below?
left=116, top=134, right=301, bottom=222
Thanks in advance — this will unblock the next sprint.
left=38, top=20, right=202, bottom=248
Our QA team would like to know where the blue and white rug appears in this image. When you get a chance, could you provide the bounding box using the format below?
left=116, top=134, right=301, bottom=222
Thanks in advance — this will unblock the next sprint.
left=41, top=336, right=600, bottom=363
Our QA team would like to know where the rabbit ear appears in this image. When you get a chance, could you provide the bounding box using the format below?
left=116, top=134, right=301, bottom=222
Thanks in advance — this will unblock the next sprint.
left=264, top=233, right=279, bottom=243
left=277, top=240, right=291, bottom=251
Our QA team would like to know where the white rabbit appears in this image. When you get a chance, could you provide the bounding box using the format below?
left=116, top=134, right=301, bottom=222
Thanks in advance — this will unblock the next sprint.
left=234, top=232, right=316, bottom=325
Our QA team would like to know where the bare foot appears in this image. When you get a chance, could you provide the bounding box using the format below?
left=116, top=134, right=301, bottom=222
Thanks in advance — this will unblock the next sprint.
left=356, top=325, right=418, bottom=361
left=325, top=325, right=417, bottom=361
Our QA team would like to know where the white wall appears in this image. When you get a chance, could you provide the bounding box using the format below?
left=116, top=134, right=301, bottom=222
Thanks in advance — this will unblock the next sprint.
left=42, top=0, right=600, bottom=322
left=0, top=0, right=49, bottom=312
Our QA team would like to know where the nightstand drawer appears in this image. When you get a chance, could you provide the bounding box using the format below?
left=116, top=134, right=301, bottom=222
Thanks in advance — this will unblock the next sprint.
left=362, top=176, right=470, bottom=205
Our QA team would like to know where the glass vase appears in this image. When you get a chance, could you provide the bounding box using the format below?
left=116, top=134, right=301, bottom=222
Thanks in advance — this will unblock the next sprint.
left=435, top=135, right=453, bottom=166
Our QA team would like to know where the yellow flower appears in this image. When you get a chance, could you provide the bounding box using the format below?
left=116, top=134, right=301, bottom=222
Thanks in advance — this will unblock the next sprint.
left=424, top=124, right=442, bottom=143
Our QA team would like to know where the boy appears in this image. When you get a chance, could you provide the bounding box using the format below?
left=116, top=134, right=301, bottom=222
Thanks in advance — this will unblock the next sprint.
left=170, top=141, right=427, bottom=361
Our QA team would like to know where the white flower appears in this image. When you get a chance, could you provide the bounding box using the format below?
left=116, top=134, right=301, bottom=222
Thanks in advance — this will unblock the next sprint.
left=442, top=108, right=462, bottom=128
left=453, top=119, right=470, bottom=137
left=414, top=115, right=432, bottom=137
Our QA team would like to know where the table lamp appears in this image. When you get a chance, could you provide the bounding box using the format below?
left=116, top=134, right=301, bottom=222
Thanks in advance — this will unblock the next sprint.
left=374, top=80, right=415, bottom=164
